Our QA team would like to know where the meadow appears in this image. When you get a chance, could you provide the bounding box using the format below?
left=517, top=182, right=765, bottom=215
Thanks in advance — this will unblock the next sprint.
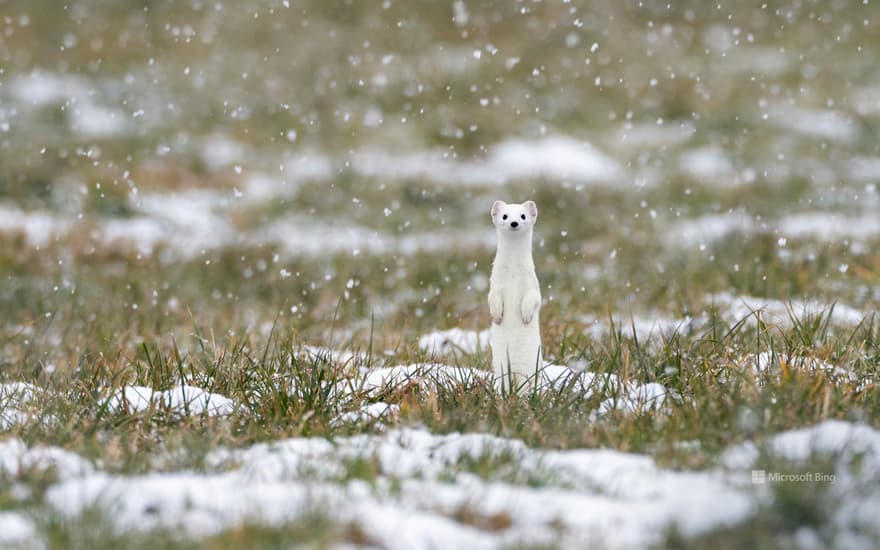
left=1, top=1, right=879, bottom=547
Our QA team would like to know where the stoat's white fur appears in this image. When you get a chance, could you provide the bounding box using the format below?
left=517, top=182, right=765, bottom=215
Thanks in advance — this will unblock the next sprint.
left=488, top=200, right=542, bottom=393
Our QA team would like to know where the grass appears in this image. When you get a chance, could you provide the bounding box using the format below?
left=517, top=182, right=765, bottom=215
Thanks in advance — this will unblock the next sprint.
left=2, top=303, right=875, bottom=466
left=37, top=506, right=357, bottom=550
left=1, top=0, right=880, bottom=546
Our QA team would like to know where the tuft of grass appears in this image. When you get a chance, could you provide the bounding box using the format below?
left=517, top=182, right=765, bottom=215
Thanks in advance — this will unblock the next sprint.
left=38, top=506, right=360, bottom=550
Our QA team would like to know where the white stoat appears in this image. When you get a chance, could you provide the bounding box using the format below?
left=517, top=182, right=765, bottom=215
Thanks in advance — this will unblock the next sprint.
left=488, top=200, right=542, bottom=393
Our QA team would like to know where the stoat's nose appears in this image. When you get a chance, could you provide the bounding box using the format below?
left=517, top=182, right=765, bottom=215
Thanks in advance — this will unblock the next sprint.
left=510, top=221, right=519, bottom=228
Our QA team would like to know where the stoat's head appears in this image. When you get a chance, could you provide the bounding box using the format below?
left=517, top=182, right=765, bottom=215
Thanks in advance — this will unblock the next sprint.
left=491, top=200, right=538, bottom=235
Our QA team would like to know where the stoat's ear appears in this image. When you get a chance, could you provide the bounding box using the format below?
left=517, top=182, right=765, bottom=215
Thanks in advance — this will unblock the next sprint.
left=523, top=200, right=538, bottom=221
left=491, top=200, right=506, bottom=223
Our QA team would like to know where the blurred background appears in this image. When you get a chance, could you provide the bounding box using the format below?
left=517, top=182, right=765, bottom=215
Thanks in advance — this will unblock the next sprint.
left=2, top=0, right=880, bottom=359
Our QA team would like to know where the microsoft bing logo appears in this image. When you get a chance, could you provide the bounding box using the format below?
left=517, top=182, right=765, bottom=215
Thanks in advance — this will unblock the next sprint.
left=751, top=470, right=767, bottom=484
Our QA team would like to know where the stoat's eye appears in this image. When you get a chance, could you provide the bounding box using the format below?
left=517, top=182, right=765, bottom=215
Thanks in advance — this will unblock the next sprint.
left=502, top=214, right=508, bottom=220
left=520, top=214, right=526, bottom=220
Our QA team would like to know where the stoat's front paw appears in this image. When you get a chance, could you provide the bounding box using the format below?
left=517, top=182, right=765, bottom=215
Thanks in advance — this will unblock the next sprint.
left=520, top=290, right=541, bottom=325
left=489, top=291, right=504, bottom=325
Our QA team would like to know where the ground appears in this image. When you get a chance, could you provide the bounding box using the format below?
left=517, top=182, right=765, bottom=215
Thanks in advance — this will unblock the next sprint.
left=0, top=1, right=879, bottom=548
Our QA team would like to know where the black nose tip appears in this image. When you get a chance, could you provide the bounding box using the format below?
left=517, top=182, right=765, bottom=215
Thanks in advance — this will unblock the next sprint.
left=511, top=221, right=519, bottom=228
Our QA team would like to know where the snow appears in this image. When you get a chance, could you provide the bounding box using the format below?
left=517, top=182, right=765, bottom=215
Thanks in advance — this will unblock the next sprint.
left=0, top=512, right=38, bottom=547
left=710, top=292, right=866, bottom=328
left=0, top=204, right=69, bottom=247
left=300, top=345, right=367, bottom=367
left=0, top=438, right=94, bottom=481
left=489, top=137, right=624, bottom=183
left=666, top=211, right=754, bottom=248
left=350, top=364, right=489, bottom=399
left=418, top=328, right=489, bottom=355
left=0, top=382, right=51, bottom=430
left=767, top=105, right=857, bottom=143
left=580, top=294, right=867, bottom=353
left=9, top=71, right=131, bottom=138
left=537, top=365, right=625, bottom=396
left=42, top=422, right=880, bottom=548
left=136, top=190, right=235, bottom=253
left=598, top=382, right=668, bottom=415
left=524, top=366, right=671, bottom=416
left=851, top=85, right=880, bottom=117
left=199, top=134, right=250, bottom=170
left=70, top=103, right=128, bottom=138
left=106, top=385, right=237, bottom=417
left=721, top=421, right=880, bottom=543
left=43, top=427, right=756, bottom=547
left=679, top=146, right=735, bottom=182
left=8, top=71, right=90, bottom=107
left=1, top=380, right=237, bottom=426
left=351, top=136, right=623, bottom=186
left=723, top=420, right=880, bottom=470
left=331, top=402, right=400, bottom=427
left=2, top=409, right=874, bottom=548
left=847, top=157, right=880, bottom=182
left=256, top=217, right=495, bottom=259
left=745, top=352, right=837, bottom=375
left=666, top=209, right=880, bottom=249
left=582, top=314, right=696, bottom=343
left=99, top=216, right=167, bottom=256
left=777, top=212, right=880, bottom=243
left=740, top=352, right=867, bottom=389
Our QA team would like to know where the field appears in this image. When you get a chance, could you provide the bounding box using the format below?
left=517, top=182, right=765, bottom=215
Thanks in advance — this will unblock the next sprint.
left=1, top=1, right=880, bottom=548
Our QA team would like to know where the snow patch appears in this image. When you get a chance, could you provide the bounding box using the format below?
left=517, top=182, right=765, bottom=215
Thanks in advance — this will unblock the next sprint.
left=300, top=345, right=367, bottom=367
left=598, top=383, right=668, bottom=415
left=331, top=402, right=400, bottom=428
left=27, top=421, right=880, bottom=547
left=679, top=146, right=735, bottom=182
left=418, top=328, right=489, bottom=355
left=0, top=382, right=53, bottom=430
left=777, top=212, right=880, bottom=242
left=351, top=364, right=489, bottom=399
left=768, top=105, right=857, bottom=143
left=107, top=385, right=236, bottom=417
left=582, top=314, right=696, bottom=343
left=199, top=134, right=250, bottom=170
left=489, top=137, right=624, bottom=183
left=0, top=512, right=38, bottom=547
left=537, top=365, right=625, bottom=396
left=847, top=157, right=880, bottom=182
left=8, top=71, right=90, bottom=106
left=740, top=352, right=868, bottom=389
left=0, top=204, right=70, bottom=247
left=351, top=136, right=623, bottom=186
left=721, top=420, right=880, bottom=543
left=257, top=217, right=494, bottom=258
left=43, top=427, right=757, bottom=548
left=0, top=439, right=94, bottom=481
left=666, top=211, right=754, bottom=248
left=70, top=103, right=128, bottom=138
left=710, top=292, right=866, bottom=328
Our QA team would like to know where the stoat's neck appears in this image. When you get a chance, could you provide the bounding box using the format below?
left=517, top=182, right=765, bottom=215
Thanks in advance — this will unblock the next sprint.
left=495, top=228, right=534, bottom=269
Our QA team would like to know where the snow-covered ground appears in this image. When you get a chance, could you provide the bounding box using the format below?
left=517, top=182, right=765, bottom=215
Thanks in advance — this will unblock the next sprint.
left=581, top=292, right=869, bottom=344
left=418, top=328, right=489, bottom=355
left=1, top=421, right=876, bottom=548
left=2, top=4, right=879, bottom=547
